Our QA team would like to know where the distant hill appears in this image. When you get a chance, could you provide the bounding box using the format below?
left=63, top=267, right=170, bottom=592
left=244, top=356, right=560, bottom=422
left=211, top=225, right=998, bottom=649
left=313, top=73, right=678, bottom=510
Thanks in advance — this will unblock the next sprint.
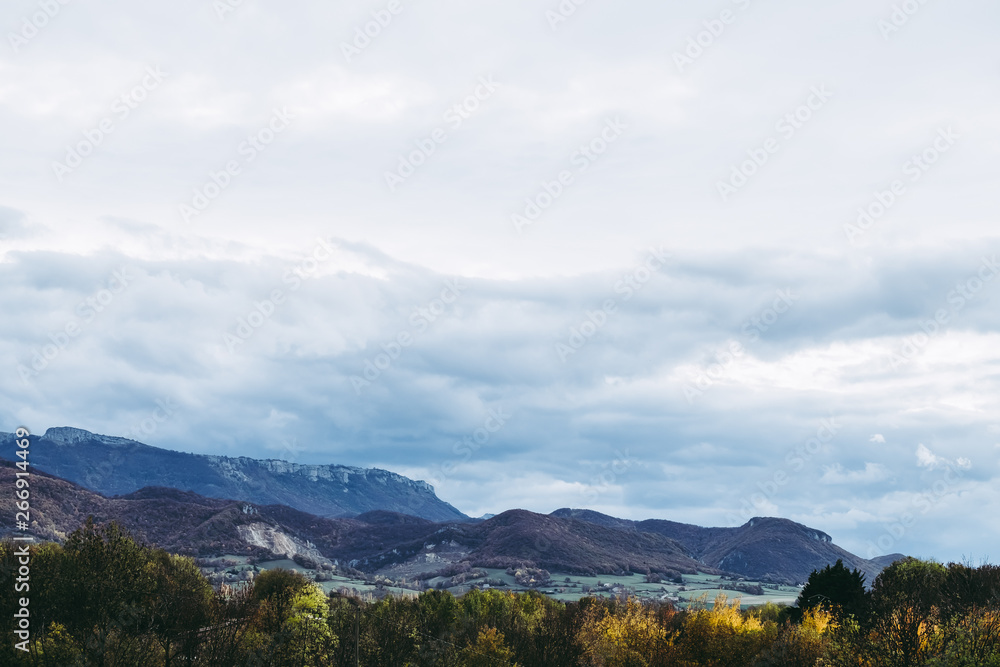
left=466, top=509, right=711, bottom=576
left=0, top=458, right=904, bottom=586
left=0, top=465, right=712, bottom=577
left=0, top=427, right=466, bottom=522
left=551, top=508, right=905, bottom=584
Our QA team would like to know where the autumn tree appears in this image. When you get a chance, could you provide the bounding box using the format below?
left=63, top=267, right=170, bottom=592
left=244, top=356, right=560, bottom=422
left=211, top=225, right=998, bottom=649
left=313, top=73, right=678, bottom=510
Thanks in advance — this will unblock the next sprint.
left=674, top=593, right=774, bottom=667
left=459, top=627, right=518, bottom=666
left=864, top=557, right=948, bottom=667
left=578, top=596, right=675, bottom=666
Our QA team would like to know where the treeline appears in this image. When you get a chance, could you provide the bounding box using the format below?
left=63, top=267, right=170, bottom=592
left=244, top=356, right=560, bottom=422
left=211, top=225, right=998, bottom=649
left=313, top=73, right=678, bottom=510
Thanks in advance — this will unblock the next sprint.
left=2, top=520, right=1000, bottom=666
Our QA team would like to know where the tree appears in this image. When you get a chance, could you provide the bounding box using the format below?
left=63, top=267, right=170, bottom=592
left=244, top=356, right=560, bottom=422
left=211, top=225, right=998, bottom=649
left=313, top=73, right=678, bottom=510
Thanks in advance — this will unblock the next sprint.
left=283, top=584, right=336, bottom=666
left=60, top=518, right=159, bottom=664
left=865, top=557, right=948, bottom=667
left=941, top=562, right=1000, bottom=619
left=146, top=551, right=214, bottom=666
left=356, top=595, right=419, bottom=667
left=248, top=569, right=334, bottom=666
left=578, top=596, right=676, bottom=666
left=199, top=584, right=258, bottom=667
left=676, top=593, right=773, bottom=667
left=754, top=606, right=836, bottom=667
left=252, top=569, right=311, bottom=606
left=459, top=627, right=518, bottom=667
left=795, top=559, right=867, bottom=620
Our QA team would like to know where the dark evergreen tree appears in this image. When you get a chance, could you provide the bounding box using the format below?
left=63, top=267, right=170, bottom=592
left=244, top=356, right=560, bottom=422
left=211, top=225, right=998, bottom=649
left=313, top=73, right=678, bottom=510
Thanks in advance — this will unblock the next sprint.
left=795, top=559, right=867, bottom=619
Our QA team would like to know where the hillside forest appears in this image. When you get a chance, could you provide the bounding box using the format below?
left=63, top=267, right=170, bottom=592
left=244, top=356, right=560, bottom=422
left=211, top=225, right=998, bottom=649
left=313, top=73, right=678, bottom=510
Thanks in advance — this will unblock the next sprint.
left=2, top=519, right=1000, bottom=666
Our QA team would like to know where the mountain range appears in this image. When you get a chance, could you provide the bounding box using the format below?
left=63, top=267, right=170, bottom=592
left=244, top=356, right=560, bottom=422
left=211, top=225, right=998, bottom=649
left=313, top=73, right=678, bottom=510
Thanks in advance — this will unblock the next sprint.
left=0, top=427, right=904, bottom=585
left=0, top=427, right=465, bottom=522
left=550, top=509, right=894, bottom=585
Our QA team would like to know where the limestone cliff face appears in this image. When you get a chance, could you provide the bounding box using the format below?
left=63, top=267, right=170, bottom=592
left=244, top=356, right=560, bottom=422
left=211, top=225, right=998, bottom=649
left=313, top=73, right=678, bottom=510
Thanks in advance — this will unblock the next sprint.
left=236, top=522, right=326, bottom=561
left=204, top=455, right=435, bottom=494
left=0, top=427, right=465, bottom=522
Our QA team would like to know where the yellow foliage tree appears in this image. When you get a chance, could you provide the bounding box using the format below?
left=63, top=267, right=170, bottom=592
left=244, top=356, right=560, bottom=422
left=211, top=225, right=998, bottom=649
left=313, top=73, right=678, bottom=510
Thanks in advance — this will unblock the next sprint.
left=676, top=593, right=775, bottom=667
left=578, top=597, right=676, bottom=666
left=754, top=605, right=837, bottom=666
left=459, top=627, right=518, bottom=667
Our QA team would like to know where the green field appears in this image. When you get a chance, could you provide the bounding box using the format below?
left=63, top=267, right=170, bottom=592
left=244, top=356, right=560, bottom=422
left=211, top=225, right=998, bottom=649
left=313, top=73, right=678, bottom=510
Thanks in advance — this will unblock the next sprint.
left=212, top=557, right=801, bottom=609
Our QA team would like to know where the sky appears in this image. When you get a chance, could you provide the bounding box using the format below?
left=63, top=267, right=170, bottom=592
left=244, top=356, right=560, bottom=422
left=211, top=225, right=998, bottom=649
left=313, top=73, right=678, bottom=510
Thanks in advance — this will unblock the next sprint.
left=1, top=0, right=999, bottom=564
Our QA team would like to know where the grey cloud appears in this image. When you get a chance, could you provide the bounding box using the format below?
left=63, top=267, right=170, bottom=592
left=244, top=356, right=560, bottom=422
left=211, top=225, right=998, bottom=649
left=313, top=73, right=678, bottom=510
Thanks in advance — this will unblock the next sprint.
left=3, top=0, right=1000, bottom=564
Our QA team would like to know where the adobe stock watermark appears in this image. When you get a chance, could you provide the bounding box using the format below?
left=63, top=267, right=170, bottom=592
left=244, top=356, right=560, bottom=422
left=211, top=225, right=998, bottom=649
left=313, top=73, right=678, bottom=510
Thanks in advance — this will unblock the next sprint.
left=8, top=0, right=72, bottom=54
left=878, top=0, right=933, bottom=40
left=52, top=66, right=168, bottom=182
left=545, top=0, right=592, bottom=31
left=740, top=289, right=797, bottom=342
left=886, top=254, right=998, bottom=370
left=350, top=279, right=466, bottom=394
left=426, top=408, right=512, bottom=490
left=122, top=398, right=178, bottom=441
left=844, top=126, right=958, bottom=245
left=556, top=247, right=671, bottom=363
left=865, top=453, right=970, bottom=558
left=580, top=449, right=638, bottom=505
left=276, top=437, right=305, bottom=463
left=684, top=289, right=797, bottom=403
left=17, top=267, right=134, bottom=384
left=512, top=117, right=628, bottom=234
left=179, top=107, right=295, bottom=224
left=384, top=76, right=499, bottom=192
left=224, top=237, right=337, bottom=353
left=716, top=86, right=833, bottom=202
left=341, top=0, right=406, bottom=63
left=213, top=0, right=246, bottom=20
left=726, top=417, right=842, bottom=525
left=682, top=341, right=745, bottom=404
left=672, top=0, right=757, bottom=73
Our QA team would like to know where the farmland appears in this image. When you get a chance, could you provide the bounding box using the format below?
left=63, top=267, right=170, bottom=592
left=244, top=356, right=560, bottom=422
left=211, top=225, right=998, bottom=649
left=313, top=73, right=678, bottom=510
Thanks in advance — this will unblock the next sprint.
left=206, top=554, right=801, bottom=608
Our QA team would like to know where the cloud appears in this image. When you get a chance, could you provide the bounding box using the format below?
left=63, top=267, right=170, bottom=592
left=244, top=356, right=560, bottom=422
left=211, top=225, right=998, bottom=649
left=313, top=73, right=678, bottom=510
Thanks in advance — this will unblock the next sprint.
left=0, top=239, right=998, bottom=564
left=820, top=463, right=890, bottom=485
left=0, top=207, right=42, bottom=241
left=3, top=0, right=1000, bottom=565
left=916, top=444, right=972, bottom=471
left=916, top=444, right=946, bottom=469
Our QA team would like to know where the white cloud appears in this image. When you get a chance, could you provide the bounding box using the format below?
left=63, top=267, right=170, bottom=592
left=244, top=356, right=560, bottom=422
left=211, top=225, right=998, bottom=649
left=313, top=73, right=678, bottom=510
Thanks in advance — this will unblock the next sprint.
left=3, top=0, right=1000, bottom=565
left=820, top=463, right=890, bottom=485
left=916, top=444, right=973, bottom=471
left=916, top=444, right=946, bottom=469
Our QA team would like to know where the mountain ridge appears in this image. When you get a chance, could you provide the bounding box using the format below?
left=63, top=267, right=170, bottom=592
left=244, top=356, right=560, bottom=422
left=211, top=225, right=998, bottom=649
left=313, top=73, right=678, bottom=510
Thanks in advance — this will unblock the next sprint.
left=0, top=460, right=904, bottom=585
left=0, top=427, right=465, bottom=522
left=550, top=508, right=901, bottom=585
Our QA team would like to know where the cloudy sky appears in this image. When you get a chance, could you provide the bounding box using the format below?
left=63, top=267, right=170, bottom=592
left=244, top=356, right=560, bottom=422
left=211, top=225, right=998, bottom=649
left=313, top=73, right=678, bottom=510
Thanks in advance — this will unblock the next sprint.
left=2, top=0, right=999, bottom=563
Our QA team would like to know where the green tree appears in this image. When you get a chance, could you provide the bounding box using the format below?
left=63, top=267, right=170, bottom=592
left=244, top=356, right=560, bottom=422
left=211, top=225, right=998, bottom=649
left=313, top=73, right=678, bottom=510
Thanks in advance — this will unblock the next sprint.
left=796, top=559, right=867, bottom=620
left=60, top=518, right=159, bottom=665
left=248, top=569, right=335, bottom=666
left=146, top=551, right=214, bottom=666
left=941, top=562, right=1000, bottom=619
left=359, top=595, right=419, bottom=666
left=865, top=557, right=948, bottom=667
left=414, top=588, right=462, bottom=665
left=199, top=584, right=258, bottom=667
